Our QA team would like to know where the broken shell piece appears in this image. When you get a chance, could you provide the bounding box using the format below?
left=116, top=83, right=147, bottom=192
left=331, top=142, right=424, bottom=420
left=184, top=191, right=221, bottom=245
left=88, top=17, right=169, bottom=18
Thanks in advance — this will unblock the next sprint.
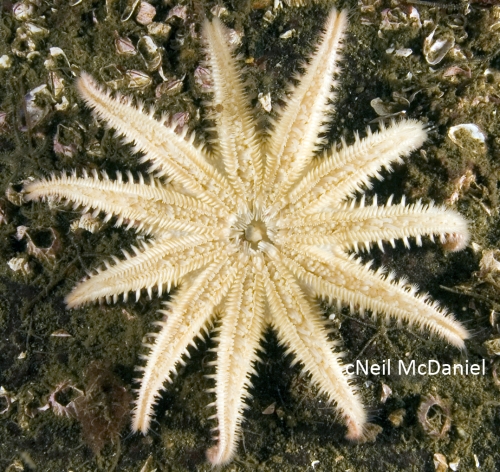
left=379, top=7, right=420, bottom=31
left=484, top=338, right=500, bottom=356
left=53, top=124, right=81, bottom=158
left=48, top=71, right=65, bottom=100
left=479, top=249, right=500, bottom=277
left=221, top=27, right=243, bottom=47
left=448, top=123, right=486, bottom=146
left=0, top=386, right=17, bottom=415
left=433, top=453, right=448, bottom=472
left=380, top=383, right=392, bottom=403
left=100, top=64, right=125, bottom=90
left=6, top=184, right=26, bottom=206
left=211, top=5, right=228, bottom=17
left=166, top=5, right=188, bottom=23
left=8, top=256, right=32, bottom=275
left=137, top=35, right=162, bottom=71
left=13, top=1, right=36, bottom=21
left=258, top=92, right=272, bottom=112
left=423, top=29, right=455, bottom=65
left=395, top=48, right=412, bottom=57
left=70, top=213, right=102, bottom=233
left=262, top=402, right=276, bottom=414
left=0, top=55, right=12, bottom=69
left=371, top=97, right=391, bottom=116
left=280, top=29, right=295, bottom=39
left=44, top=47, right=73, bottom=72
left=121, top=0, right=140, bottom=22
left=388, top=408, right=405, bottom=427
left=0, top=112, right=9, bottom=132
left=147, top=22, right=171, bottom=39
left=114, top=33, right=136, bottom=56
left=445, top=168, right=475, bottom=205
left=417, top=394, right=451, bottom=439
left=50, top=329, right=72, bottom=338
left=136, top=1, right=156, bottom=25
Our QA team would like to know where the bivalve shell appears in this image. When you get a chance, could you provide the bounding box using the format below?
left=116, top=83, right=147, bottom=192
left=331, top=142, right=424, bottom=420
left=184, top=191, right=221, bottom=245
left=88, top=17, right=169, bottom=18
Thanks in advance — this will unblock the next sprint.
left=137, top=35, right=162, bottom=71
left=423, top=29, right=455, bottom=65
left=448, top=123, right=486, bottom=146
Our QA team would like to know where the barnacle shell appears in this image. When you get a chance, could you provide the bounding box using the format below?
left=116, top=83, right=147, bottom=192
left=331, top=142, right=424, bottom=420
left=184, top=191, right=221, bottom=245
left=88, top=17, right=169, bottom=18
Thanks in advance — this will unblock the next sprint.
left=136, top=1, right=156, bottom=26
left=16, top=226, right=61, bottom=262
left=484, top=338, right=500, bottom=356
left=194, top=66, right=212, bottom=92
left=114, top=33, right=137, bottom=56
left=124, top=69, right=152, bottom=89
left=155, top=78, right=183, bottom=97
left=48, top=382, right=84, bottom=418
left=417, top=394, right=451, bottom=438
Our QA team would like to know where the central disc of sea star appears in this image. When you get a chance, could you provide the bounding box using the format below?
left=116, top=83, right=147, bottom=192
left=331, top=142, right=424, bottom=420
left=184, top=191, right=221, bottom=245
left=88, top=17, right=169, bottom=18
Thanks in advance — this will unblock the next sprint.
left=232, top=210, right=275, bottom=251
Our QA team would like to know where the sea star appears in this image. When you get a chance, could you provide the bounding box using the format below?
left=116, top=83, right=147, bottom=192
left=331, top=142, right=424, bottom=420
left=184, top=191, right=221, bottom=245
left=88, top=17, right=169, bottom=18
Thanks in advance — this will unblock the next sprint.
left=24, top=9, right=469, bottom=465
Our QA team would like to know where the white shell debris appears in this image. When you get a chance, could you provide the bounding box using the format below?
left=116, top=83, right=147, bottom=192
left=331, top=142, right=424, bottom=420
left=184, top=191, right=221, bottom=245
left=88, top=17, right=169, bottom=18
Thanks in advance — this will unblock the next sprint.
left=448, top=124, right=486, bottom=145
left=147, top=22, right=171, bottom=38
left=8, top=256, right=31, bottom=275
left=70, top=213, right=102, bottom=233
left=380, top=383, right=392, bottom=403
left=280, top=29, right=295, bottom=39
left=0, top=55, right=12, bottom=69
left=258, top=92, right=272, bottom=112
left=137, top=35, right=162, bottom=71
left=395, top=48, right=412, bottom=57
left=433, top=453, right=448, bottom=472
left=423, top=29, right=455, bottom=65
left=13, top=1, right=35, bottom=21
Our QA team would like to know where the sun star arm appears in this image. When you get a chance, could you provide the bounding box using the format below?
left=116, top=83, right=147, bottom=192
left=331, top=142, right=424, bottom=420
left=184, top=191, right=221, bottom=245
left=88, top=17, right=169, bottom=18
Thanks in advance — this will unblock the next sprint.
left=278, top=198, right=469, bottom=252
left=132, top=257, right=241, bottom=434
left=66, top=238, right=229, bottom=307
left=282, top=245, right=469, bottom=348
left=264, top=9, right=347, bottom=207
left=282, top=120, right=427, bottom=215
left=24, top=171, right=225, bottom=237
left=261, top=245, right=366, bottom=440
left=206, top=256, right=266, bottom=465
left=202, top=19, right=263, bottom=205
left=77, top=73, right=234, bottom=213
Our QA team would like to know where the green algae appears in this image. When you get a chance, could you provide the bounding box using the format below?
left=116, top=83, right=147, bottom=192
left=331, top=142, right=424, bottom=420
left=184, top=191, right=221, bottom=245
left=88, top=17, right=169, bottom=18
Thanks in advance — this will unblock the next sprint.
left=0, top=0, right=500, bottom=471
